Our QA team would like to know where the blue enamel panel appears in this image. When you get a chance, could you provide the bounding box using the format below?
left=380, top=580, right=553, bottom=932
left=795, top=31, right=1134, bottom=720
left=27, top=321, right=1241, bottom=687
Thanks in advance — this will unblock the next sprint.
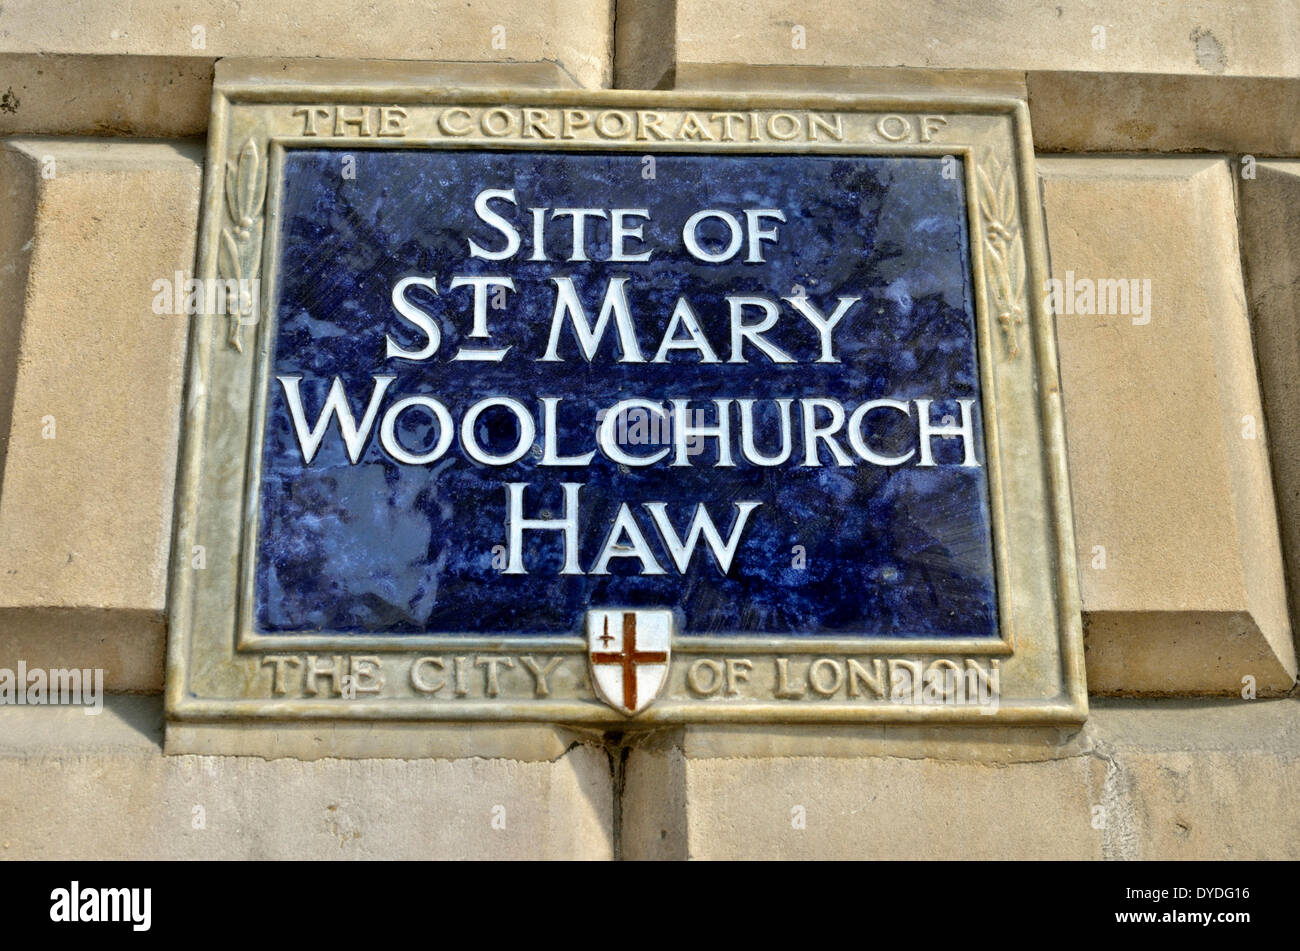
left=255, top=149, right=998, bottom=639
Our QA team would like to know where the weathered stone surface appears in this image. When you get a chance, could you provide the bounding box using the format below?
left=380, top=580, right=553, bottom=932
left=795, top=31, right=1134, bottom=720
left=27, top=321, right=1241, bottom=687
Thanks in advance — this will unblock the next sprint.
left=0, top=55, right=213, bottom=138
left=165, top=721, right=589, bottom=762
left=0, top=56, right=603, bottom=139
left=0, top=698, right=614, bottom=859
left=1039, top=156, right=1294, bottom=696
left=0, top=138, right=202, bottom=692
left=621, top=699, right=1300, bottom=860
left=613, top=0, right=675, bottom=89
left=0, top=4, right=1295, bottom=865
left=669, top=0, right=1299, bottom=79
left=1239, top=161, right=1300, bottom=657
left=0, top=1, right=613, bottom=88
left=5, top=697, right=1297, bottom=860
left=214, top=55, right=589, bottom=93
left=1085, top=699, right=1300, bottom=860
left=621, top=1, right=1299, bottom=152
left=624, top=742, right=1103, bottom=861
left=1028, top=73, right=1300, bottom=156
left=667, top=63, right=1028, bottom=99
left=0, top=3, right=613, bottom=135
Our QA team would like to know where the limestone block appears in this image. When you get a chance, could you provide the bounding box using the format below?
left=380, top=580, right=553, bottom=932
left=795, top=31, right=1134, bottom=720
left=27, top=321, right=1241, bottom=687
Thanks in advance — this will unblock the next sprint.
left=626, top=1, right=1300, bottom=152
left=0, top=55, right=213, bottom=138
left=1038, top=156, right=1294, bottom=695
left=1086, top=699, right=1300, bottom=860
left=5, top=697, right=1298, bottom=860
left=0, top=698, right=614, bottom=859
left=621, top=699, right=1300, bottom=860
left=613, top=0, right=675, bottom=89
left=623, top=732, right=1104, bottom=861
left=1239, top=161, right=1300, bottom=654
left=1028, top=73, right=1300, bottom=156
left=0, top=0, right=613, bottom=89
left=666, top=0, right=1299, bottom=80
left=667, top=63, right=1028, bottom=99
left=0, top=138, right=203, bottom=691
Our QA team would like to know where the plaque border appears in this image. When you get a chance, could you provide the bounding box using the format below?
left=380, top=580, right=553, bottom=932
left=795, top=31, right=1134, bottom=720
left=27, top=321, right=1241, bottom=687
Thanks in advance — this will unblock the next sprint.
left=166, top=78, right=1087, bottom=735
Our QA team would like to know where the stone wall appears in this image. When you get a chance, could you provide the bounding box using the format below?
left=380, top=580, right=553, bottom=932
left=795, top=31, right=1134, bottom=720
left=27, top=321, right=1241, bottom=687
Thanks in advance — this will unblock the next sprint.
left=1, top=0, right=1297, bottom=859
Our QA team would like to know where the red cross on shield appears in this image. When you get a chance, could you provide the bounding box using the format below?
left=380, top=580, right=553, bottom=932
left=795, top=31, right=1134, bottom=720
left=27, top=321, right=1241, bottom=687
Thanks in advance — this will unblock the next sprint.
left=587, top=609, right=672, bottom=716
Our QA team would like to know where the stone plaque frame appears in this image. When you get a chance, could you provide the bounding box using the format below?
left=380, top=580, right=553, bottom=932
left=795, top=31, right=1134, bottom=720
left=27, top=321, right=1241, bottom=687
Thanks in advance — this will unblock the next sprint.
left=165, top=75, right=1086, bottom=753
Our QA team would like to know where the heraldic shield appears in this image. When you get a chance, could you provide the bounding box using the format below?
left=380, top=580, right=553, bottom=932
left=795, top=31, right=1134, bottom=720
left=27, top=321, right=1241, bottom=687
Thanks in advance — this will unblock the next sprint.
left=586, top=609, right=672, bottom=716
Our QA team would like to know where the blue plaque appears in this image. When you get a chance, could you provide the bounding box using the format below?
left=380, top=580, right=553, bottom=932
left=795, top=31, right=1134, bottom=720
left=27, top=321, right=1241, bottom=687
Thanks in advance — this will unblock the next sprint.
left=257, top=149, right=996, bottom=640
